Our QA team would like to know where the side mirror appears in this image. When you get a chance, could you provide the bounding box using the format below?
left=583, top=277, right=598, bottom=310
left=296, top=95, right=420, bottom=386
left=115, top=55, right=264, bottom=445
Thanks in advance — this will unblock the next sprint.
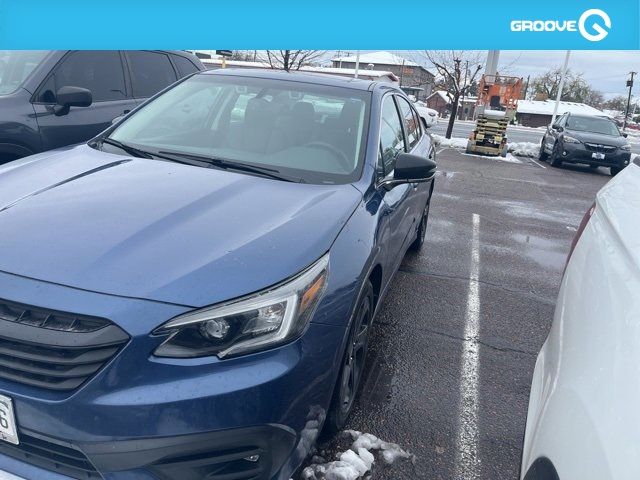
left=381, top=153, right=436, bottom=189
left=552, top=124, right=563, bottom=132
left=54, top=86, right=92, bottom=116
left=622, top=132, right=628, bottom=138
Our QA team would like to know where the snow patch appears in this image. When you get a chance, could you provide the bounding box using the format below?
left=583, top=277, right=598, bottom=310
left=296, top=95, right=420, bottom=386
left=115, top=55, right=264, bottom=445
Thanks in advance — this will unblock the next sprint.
left=506, top=141, right=540, bottom=158
left=301, top=430, right=412, bottom=480
left=433, top=135, right=524, bottom=163
left=432, top=134, right=468, bottom=150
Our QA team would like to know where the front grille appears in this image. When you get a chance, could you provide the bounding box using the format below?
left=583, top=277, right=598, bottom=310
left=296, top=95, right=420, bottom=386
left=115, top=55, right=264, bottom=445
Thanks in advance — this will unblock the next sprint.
left=584, top=142, right=617, bottom=153
left=0, top=299, right=128, bottom=391
left=0, top=432, right=101, bottom=479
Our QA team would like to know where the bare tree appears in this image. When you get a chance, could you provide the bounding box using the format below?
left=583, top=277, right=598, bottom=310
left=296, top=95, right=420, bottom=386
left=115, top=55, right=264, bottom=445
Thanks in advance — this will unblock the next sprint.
left=424, top=51, right=483, bottom=139
left=529, top=67, right=604, bottom=107
left=259, top=50, right=325, bottom=72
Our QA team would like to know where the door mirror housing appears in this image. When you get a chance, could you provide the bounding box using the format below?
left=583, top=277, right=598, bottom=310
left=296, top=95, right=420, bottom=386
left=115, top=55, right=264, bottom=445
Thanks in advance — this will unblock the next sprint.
left=54, top=86, right=92, bottom=116
left=381, top=153, right=437, bottom=189
left=622, top=132, right=628, bottom=138
left=551, top=124, right=564, bottom=132
left=394, top=153, right=437, bottom=181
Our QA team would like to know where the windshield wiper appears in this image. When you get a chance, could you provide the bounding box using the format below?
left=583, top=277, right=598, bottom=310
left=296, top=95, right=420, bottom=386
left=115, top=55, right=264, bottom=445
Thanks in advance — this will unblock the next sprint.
left=100, top=138, right=156, bottom=159
left=99, top=138, right=203, bottom=167
left=157, top=150, right=304, bottom=183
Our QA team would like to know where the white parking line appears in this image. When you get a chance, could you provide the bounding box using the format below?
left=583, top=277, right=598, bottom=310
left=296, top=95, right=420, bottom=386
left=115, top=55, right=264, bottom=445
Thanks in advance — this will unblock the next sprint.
left=528, top=157, right=547, bottom=169
left=436, top=148, right=447, bottom=155
left=454, top=213, right=481, bottom=480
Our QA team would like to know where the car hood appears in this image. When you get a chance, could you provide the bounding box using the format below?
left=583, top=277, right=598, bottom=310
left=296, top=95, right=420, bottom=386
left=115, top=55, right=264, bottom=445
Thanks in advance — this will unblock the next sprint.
left=0, top=145, right=362, bottom=307
left=565, top=129, right=628, bottom=147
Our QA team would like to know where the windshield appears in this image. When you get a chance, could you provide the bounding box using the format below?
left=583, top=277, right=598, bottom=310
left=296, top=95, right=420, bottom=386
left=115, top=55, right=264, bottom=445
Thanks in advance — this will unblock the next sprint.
left=0, top=50, right=49, bottom=95
left=108, top=74, right=371, bottom=184
left=566, top=116, right=620, bottom=136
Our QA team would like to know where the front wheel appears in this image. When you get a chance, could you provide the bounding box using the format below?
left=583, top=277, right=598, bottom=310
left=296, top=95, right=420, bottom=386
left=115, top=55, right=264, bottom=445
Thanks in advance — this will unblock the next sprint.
left=410, top=201, right=431, bottom=251
left=538, top=138, right=549, bottom=161
left=324, top=281, right=374, bottom=435
left=549, top=144, right=562, bottom=168
left=610, top=166, right=623, bottom=176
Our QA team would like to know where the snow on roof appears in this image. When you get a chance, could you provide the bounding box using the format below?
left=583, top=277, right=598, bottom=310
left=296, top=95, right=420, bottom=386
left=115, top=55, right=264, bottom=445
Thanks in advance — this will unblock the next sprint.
left=427, top=91, right=477, bottom=104
left=517, top=99, right=610, bottom=117
left=332, top=51, right=418, bottom=67
left=301, top=66, right=399, bottom=82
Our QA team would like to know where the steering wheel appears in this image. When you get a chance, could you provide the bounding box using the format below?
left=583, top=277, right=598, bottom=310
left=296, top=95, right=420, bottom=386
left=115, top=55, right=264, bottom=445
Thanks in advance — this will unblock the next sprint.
left=304, top=141, right=352, bottom=171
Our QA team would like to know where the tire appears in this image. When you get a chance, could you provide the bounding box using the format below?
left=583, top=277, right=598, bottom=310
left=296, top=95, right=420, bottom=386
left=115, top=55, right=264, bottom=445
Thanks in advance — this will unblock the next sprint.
left=324, top=281, right=374, bottom=435
left=610, top=166, right=623, bottom=176
left=538, top=138, right=549, bottom=161
left=410, top=200, right=431, bottom=251
left=549, top=143, right=562, bottom=168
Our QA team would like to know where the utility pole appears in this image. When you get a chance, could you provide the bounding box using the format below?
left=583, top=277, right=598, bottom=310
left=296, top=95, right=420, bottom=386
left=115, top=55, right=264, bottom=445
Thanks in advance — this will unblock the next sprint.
left=551, top=50, right=571, bottom=126
left=623, top=71, right=636, bottom=131
left=354, top=51, right=360, bottom=79
left=399, top=59, right=405, bottom=86
left=461, top=60, right=469, bottom=120
left=523, top=75, right=530, bottom=99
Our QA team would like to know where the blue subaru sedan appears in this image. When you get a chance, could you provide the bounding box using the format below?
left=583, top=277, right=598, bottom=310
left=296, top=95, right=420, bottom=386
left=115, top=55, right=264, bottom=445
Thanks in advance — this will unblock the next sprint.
left=0, top=69, right=435, bottom=480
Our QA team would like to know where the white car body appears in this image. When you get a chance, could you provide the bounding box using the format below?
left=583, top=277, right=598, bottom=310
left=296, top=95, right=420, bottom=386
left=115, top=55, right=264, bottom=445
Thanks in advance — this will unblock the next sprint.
left=521, top=159, right=640, bottom=480
left=414, top=103, right=438, bottom=128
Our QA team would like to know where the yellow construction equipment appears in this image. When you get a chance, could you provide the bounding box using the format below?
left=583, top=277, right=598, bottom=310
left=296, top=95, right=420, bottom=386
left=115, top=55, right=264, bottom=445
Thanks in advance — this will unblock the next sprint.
left=466, top=74, right=523, bottom=157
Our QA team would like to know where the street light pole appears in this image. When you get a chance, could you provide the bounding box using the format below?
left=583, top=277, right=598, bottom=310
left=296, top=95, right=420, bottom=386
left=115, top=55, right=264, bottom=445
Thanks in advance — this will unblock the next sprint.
left=623, top=71, right=636, bottom=131
left=551, top=50, right=571, bottom=126
left=354, top=51, right=360, bottom=79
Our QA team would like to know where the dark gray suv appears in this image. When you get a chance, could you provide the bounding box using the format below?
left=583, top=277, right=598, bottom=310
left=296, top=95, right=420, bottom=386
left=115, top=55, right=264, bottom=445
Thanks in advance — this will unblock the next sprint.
left=0, top=50, right=204, bottom=163
left=539, top=112, right=632, bottom=176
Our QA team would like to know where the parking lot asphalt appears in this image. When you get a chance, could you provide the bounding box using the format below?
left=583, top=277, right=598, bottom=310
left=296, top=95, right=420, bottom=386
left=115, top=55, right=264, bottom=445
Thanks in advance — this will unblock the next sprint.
left=301, top=147, right=611, bottom=479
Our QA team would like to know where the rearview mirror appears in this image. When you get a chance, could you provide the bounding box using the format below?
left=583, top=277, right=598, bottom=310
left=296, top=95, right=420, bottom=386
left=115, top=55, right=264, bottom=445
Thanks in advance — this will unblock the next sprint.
left=54, top=86, right=92, bottom=116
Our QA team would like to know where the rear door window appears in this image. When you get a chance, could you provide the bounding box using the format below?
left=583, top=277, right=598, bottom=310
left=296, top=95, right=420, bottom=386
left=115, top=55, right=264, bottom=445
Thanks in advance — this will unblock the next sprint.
left=172, top=55, right=200, bottom=77
left=126, top=51, right=178, bottom=98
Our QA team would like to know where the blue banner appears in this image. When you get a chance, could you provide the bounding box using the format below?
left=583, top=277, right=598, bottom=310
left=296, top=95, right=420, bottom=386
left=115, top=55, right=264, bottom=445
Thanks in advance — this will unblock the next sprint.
left=0, top=0, right=637, bottom=49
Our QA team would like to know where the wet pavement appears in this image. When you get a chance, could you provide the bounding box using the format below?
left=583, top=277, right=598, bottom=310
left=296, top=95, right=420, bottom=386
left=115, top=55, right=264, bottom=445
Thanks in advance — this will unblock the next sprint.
left=299, top=147, right=611, bottom=479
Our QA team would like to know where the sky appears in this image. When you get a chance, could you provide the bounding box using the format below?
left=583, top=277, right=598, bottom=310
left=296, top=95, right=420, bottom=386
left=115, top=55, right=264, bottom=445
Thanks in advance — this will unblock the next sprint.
left=326, top=50, right=639, bottom=101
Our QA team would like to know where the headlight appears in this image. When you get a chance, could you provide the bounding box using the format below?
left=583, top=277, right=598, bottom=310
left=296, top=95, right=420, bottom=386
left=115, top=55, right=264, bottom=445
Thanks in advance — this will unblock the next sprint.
left=621, top=144, right=631, bottom=151
left=153, top=254, right=329, bottom=359
left=563, top=135, right=581, bottom=144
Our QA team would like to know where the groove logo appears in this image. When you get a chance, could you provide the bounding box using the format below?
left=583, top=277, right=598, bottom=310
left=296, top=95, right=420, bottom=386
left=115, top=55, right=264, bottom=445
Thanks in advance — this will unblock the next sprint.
left=510, top=9, right=611, bottom=42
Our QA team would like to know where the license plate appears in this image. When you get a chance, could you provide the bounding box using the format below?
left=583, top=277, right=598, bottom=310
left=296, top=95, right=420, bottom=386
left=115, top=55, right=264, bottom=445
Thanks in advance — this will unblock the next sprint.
left=592, top=152, right=605, bottom=160
left=0, top=395, right=19, bottom=445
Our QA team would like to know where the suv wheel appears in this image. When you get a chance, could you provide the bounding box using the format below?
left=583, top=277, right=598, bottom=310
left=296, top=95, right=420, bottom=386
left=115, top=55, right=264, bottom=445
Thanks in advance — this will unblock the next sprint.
left=549, top=144, right=562, bottom=168
left=410, top=201, right=431, bottom=251
left=610, top=166, right=623, bottom=176
left=324, top=281, right=374, bottom=435
left=538, top=139, right=549, bottom=161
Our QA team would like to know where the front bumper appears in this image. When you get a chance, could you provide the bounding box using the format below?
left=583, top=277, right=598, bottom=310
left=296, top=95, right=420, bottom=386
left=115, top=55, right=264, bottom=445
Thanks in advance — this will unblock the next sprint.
left=0, top=271, right=346, bottom=480
left=560, top=142, right=631, bottom=167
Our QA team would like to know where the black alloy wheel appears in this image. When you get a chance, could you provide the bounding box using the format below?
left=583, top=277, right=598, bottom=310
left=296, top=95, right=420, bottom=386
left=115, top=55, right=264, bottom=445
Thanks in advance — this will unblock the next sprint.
left=324, top=281, right=374, bottom=434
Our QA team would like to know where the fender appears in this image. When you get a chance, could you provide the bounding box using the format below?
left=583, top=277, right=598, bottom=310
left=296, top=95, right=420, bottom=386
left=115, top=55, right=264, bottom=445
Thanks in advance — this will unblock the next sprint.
left=0, top=142, right=35, bottom=161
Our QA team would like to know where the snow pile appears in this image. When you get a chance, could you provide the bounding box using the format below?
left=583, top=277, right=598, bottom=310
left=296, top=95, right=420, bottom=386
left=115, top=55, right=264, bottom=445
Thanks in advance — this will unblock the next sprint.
left=301, top=430, right=413, bottom=480
left=506, top=142, right=540, bottom=158
left=297, top=406, right=327, bottom=458
left=431, top=134, right=468, bottom=150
